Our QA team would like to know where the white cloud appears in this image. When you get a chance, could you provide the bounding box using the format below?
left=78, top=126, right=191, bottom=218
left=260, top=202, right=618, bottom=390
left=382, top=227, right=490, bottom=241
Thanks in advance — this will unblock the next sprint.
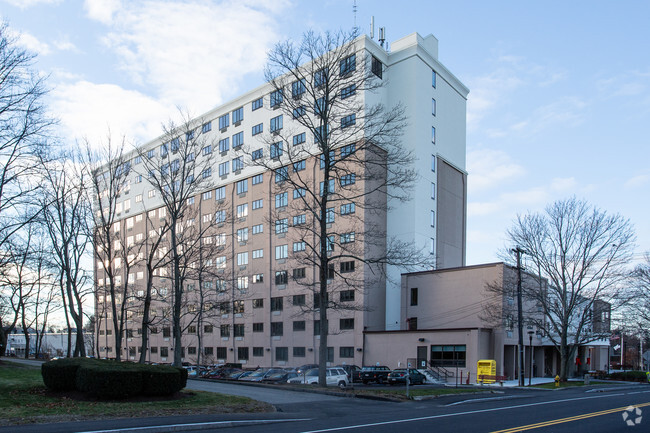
left=549, top=177, right=578, bottom=192
left=50, top=81, right=170, bottom=145
left=624, top=174, right=650, bottom=189
left=83, top=0, right=121, bottom=25
left=53, top=38, right=79, bottom=52
left=2, top=0, right=61, bottom=9
left=8, top=29, right=51, bottom=55
left=87, top=0, right=290, bottom=114
left=467, top=148, right=525, bottom=193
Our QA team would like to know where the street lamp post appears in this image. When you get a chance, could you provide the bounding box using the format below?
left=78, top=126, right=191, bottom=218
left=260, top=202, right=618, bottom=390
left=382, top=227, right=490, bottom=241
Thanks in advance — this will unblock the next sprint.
left=528, top=331, right=534, bottom=386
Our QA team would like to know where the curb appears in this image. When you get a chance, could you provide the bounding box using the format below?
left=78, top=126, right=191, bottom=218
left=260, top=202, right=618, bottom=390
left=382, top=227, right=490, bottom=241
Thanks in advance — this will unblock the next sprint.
left=75, top=418, right=310, bottom=433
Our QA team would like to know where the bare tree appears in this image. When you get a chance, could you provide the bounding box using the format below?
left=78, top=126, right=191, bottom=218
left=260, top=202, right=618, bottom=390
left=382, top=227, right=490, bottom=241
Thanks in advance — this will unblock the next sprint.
left=83, top=135, right=134, bottom=361
left=139, top=110, right=218, bottom=366
left=507, top=197, right=635, bottom=381
left=626, top=253, right=650, bottom=330
left=247, top=29, right=428, bottom=385
left=0, top=22, right=52, bottom=264
left=41, top=152, right=92, bottom=357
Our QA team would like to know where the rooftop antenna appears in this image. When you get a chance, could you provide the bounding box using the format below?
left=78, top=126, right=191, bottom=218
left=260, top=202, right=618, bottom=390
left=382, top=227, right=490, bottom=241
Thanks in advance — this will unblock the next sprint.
left=370, top=16, right=374, bottom=39
left=379, top=27, right=385, bottom=48
left=353, top=0, right=358, bottom=32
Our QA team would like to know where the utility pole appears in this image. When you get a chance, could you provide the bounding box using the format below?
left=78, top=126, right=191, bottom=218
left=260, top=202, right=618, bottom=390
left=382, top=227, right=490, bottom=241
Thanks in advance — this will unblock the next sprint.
left=512, top=247, right=526, bottom=387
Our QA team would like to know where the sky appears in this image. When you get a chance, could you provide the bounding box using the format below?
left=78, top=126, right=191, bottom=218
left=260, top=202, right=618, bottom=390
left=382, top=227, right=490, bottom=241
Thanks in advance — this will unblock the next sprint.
left=2, top=0, right=649, bottom=267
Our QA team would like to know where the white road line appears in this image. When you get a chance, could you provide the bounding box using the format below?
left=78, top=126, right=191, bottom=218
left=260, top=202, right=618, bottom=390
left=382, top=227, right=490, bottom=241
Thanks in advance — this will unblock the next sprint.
left=626, top=390, right=650, bottom=395
left=76, top=418, right=311, bottom=433
left=298, top=393, right=629, bottom=433
left=446, top=396, right=520, bottom=406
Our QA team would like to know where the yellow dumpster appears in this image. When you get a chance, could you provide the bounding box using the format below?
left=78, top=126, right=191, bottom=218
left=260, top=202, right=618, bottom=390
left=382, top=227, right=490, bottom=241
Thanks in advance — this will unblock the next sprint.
left=477, top=359, right=496, bottom=384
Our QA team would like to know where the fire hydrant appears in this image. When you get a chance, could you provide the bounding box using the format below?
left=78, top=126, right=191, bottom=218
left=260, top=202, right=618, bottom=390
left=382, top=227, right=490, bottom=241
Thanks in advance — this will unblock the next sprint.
left=555, top=375, right=560, bottom=388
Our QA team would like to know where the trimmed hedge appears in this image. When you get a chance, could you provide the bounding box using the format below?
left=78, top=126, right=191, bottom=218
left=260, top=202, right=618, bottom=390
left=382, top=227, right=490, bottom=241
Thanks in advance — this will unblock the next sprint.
left=41, top=358, right=186, bottom=399
left=608, top=371, right=649, bottom=382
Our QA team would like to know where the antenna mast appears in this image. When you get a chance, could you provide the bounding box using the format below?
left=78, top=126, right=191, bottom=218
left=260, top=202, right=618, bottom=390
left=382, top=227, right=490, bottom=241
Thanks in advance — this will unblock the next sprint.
left=353, top=0, right=358, bottom=32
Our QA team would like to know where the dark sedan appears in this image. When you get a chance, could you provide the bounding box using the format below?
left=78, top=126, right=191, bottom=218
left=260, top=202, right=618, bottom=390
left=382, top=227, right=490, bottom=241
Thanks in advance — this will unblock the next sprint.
left=387, top=368, right=426, bottom=385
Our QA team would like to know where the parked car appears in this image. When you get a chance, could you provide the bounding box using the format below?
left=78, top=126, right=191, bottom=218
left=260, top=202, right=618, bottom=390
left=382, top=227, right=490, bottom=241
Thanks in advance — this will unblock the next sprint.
left=228, top=370, right=254, bottom=380
left=288, top=367, right=349, bottom=389
left=337, top=364, right=362, bottom=383
left=183, top=366, right=199, bottom=378
left=387, top=369, right=426, bottom=385
left=295, top=364, right=319, bottom=374
left=205, top=368, right=242, bottom=380
left=360, top=366, right=391, bottom=384
left=239, top=368, right=287, bottom=382
left=261, top=370, right=298, bottom=384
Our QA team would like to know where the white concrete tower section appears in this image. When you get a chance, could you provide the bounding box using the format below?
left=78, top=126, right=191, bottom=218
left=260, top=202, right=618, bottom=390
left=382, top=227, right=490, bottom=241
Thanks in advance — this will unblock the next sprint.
left=364, top=33, right=469, bottom=330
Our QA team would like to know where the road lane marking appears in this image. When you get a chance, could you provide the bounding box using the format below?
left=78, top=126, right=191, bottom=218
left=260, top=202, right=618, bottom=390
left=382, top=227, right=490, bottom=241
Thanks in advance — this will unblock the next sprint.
left=298, top=393, right=629, bottom=432
left=490, top=401, right=650, bottom=432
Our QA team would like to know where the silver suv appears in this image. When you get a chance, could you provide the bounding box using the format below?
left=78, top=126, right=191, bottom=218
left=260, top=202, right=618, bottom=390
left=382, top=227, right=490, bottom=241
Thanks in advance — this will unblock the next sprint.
left=288, top=367, right=350, bottom=388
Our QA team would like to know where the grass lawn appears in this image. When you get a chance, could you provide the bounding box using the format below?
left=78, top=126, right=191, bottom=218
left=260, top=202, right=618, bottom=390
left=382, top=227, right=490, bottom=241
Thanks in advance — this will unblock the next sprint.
left=0, top=360, right=272, bottom=425
left=531, top=380, right=612, bottom=389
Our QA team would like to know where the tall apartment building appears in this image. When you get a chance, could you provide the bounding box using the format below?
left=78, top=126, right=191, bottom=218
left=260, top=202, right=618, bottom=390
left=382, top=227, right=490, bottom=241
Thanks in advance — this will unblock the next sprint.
left=95, top=32, right=469, bottom=366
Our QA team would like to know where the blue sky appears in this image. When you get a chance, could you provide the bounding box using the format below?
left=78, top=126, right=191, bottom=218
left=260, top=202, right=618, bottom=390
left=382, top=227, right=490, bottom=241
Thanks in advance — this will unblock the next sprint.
left=2, top=0, right=649, bottom=266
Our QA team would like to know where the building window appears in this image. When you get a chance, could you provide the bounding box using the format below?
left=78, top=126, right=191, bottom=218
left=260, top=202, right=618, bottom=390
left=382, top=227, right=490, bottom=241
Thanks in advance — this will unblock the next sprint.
left=293, top=295, right=305, bottom=306
left=234, top=322, right=245, bottom=336
left=275, top=166, right=288, bottom=183
left=340, top=318, right=354, bottom=330
left=314, top=293, right=329, bottom=310
left=218, top=162, right=229, bottom=177
left=431, top=345, right=466, bottom=367
left=202, top=191, right=212, bottom=201
left=292, top=214, right=306, bottom=226
left=432, top=98, right=436, bottom=116
left=237, top=346, right=248, bottom=360
left=275, top=270, right=288, bottom=285
left=236, top=252, right=248, bottom=266
left=270, top=89, right=283, bottom=107
left=253, top=322, right=263, bottom=332
left=204, top=325, right=213, bottom=333
left=431, top=183, right=436, bottom=199
left=232, top=157, right=243, bottom=172
left=340, top=173, right=355, bottom=187
left=431, top=155, right=436, bottom=172
left=340, top=54, right=356, bottom=76
left=431, top=126, right=436, bottom=144
left=220, top=324, right=230, bottom=337
left=430, top=238, right=435, bottom=255
left=275, top=192, right=288, bottom=208
left=237, top=227, right=249, bottom=242
left=252, top=224, right=263, bottom=234
left=319, top=179, right=335, bottom=196
left=293, top=320, right=306, bottom=331
left=275, top=244, right=288, bottom=260
left=372, top=56, right=382, bottom=78
left=340, top=203, right=355, bottom=215
left=252, top=274, right=263, bottom=284
left=292, top=79, right=306, bottom=98
left=340, top=290, right=354, bottom=302
left=275, top=219, right=288, bottom=234
left=252, top=97, right=263, bottom=111
left=235, top=179, right=247, bottom=195
left=293, top=106, right=306, bottom=118
left=340, top=347, right=354, bottom=358
left=253, top=298, right=264, bottom=309
left=411, top=287, right=418, bottom=306
left=293, top=347, right=306, bottom=357
left=341, top=114, right=356, bottom=129
left=276, top=346, right=288, bottom=361
left=270, top=142, right=283, bottom=159
left=432, top=69, right=437, bottom=88
left=340, top=261, right=355, bottom=273
left=215, top=186, right=225, bottom=200
left=202, top=145, right=212, bottom=155
left=293, top=160, right=306, bottom=172
left=253, top=347, right=264, bottom=357
left=233, top=131, right=244, bottom=148
left=430, top=210, right=435, bottom=227
left=202, top=121, right=212, bottom=133
left=236, top=203, right=248, bottom=218
left=252, top=123, right=263, bottom=136
left=252, top=199, right=263, bottom=210
left=219, top=137, right=229, bottom=153
left=214, top=347, right=226, bottom=359
left=271, top=322, right=283, bottom=336
left=204, top=347, right=213, bottom=355
left=270, top=114, right=283, bottom=133
left=252, top=174, right=263, bottom=184
left=232, top=107, right=243, bottom=124
left=341, top=84, right=356, bottom=99
left=292, top=242, right=305, bottom=253
left=340, top=232, right=355, bottom=244
left=293, top=132, right=306, bottom=146
left=218, top=113, right=229, bottom=130
left=314, top=67, right=327, bottom=88
left=407, top=317, right=418, bottom=331
left=252, top=148, right=263, bottom=161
